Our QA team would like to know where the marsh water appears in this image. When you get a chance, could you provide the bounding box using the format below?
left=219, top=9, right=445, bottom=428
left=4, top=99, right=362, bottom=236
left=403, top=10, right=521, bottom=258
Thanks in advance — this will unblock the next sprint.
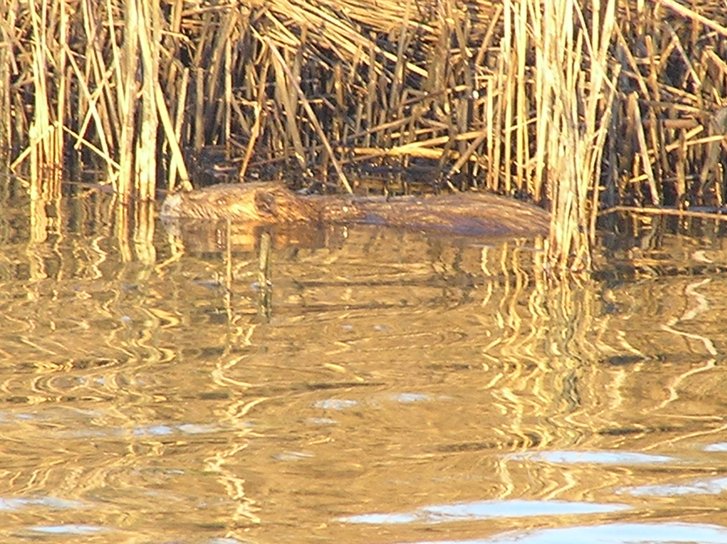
left=2, top=183, right=727, bottom=544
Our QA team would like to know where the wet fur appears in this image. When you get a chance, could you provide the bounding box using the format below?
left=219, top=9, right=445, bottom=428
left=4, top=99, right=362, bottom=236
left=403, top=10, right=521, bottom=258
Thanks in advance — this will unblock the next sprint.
left=161, top=182, right=550, bottom=237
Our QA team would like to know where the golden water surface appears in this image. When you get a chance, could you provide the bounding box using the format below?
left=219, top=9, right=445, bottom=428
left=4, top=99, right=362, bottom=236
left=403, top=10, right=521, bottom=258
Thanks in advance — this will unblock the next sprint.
left=1, top=187, right=727, bottom=543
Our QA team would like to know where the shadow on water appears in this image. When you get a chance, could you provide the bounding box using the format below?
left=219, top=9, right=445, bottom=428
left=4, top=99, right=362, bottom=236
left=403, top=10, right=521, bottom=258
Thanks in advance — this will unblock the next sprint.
left=1, top=182, right=727, bottom=543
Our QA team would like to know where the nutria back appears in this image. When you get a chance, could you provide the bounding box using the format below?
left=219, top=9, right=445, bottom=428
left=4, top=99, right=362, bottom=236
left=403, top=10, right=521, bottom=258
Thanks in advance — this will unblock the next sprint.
left=317, top=192, right=549, bottom=237
left=161, top=182, right=550, bottom=238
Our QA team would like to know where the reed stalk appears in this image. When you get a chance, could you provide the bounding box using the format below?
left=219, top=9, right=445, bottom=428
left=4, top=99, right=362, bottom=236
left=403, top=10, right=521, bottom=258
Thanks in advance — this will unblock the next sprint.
left=538, top=0, right=617, bottom=272
left=134, top=0, right=161, bottom=202
left=28, top=0, right=62, bottom=198
left=116, top=0, right=139, bottom=199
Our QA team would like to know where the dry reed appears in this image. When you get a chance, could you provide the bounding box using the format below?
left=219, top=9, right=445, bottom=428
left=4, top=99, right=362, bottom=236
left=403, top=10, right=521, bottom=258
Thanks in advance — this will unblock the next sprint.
left=530, top=0, right=618, bottom=272
left=1, top=0, right=725, bottom=271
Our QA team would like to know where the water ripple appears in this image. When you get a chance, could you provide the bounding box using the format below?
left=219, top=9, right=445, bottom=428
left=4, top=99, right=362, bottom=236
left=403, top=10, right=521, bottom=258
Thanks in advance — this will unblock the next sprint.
left=340, top=499, right=628, bottom=525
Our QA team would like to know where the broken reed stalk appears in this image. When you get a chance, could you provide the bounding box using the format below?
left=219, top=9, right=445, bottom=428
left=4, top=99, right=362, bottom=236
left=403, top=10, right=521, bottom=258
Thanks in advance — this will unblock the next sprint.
left=659, top=0, right=727, bottom=37
left=264, top=35, right=353, bottom=194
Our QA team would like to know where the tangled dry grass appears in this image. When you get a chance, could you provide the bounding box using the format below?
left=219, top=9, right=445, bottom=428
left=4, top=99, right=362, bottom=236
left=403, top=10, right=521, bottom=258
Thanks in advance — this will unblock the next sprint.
left=0, top=0, right=725, bottom=271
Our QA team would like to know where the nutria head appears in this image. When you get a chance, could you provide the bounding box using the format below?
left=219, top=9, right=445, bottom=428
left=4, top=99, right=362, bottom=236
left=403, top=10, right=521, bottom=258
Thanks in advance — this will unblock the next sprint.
left=161, top=182, right=319, bottom=224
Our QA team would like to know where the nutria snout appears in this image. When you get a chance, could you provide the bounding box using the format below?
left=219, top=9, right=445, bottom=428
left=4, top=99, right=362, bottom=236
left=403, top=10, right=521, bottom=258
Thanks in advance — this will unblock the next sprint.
left=161, top=182, right=550, bottom=237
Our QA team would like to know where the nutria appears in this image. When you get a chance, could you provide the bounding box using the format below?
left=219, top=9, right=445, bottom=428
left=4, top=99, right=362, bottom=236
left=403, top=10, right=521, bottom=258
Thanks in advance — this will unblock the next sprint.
left=161, top=182, right=550, bottom=237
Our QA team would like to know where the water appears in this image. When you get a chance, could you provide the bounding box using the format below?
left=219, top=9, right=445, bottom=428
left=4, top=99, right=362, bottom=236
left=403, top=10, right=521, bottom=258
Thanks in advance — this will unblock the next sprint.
left=1, top=187, right=727, bottom=543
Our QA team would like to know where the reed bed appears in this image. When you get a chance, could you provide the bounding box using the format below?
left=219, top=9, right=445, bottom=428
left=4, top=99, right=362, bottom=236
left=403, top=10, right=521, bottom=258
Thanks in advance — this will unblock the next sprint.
left=0, top=0, right=725, bottom=271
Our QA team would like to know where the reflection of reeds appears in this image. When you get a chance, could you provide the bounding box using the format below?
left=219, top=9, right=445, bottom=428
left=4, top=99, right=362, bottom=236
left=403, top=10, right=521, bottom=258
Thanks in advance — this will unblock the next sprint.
left=2, top=1, right=725, bottom=269
left=6, top=184, right=727, bottom=530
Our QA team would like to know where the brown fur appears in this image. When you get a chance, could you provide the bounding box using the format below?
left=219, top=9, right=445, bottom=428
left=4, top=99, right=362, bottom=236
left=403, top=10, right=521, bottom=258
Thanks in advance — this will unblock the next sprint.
left=161, top=182, right=550, bottom=237
left=161, top=183, right=319, bottom=224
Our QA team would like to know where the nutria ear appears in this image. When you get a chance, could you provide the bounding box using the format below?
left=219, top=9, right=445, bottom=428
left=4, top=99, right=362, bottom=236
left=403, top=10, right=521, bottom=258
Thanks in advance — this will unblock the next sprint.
left=255, top=191, right=277, bottom=218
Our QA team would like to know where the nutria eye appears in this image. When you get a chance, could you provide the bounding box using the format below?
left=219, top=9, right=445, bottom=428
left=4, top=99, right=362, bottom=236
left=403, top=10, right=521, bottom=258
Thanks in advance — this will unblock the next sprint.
left=255, top=192, right=277, bottom=216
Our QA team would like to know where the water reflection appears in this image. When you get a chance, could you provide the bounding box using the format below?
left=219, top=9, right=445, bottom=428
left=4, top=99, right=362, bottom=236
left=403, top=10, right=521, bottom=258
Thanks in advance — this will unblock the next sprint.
left=507, top=450, right=675, bottom=465
left=341, top=499, right=629, bottom=524
left=412, top=522, right=727, bottom=544
left=0, top=496, right=84, bottom=511
left=29, top=524, right=109, bottom=535
left=1, top=186, right=727, bottom=542
left=621, top=476, right=727, bottom=497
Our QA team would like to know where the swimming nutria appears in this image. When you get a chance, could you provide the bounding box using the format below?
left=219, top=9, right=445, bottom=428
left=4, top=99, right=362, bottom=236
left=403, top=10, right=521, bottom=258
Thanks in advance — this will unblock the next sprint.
left=161, top=182, right=550, bottom=237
